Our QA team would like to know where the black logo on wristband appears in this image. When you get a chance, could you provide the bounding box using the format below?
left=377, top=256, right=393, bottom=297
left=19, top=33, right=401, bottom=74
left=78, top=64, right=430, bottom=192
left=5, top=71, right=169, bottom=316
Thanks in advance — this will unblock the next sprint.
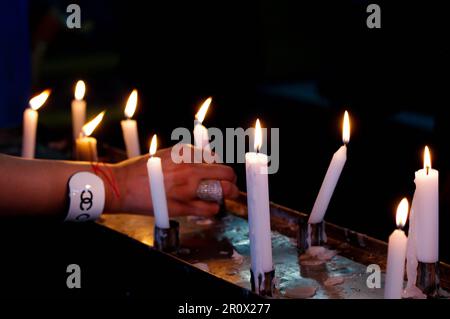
left=80, top=190, right=93, bottom=211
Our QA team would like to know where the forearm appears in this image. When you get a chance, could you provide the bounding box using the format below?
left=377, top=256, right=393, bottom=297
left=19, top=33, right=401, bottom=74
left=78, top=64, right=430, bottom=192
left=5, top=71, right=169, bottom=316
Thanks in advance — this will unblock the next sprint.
left=0, top=154, right=119, bottom=218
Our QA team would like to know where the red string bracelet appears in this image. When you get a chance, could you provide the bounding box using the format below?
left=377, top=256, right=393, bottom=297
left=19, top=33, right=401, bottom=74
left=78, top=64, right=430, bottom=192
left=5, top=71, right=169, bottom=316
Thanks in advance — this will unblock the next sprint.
left=91, top=162, right=121, bottom=199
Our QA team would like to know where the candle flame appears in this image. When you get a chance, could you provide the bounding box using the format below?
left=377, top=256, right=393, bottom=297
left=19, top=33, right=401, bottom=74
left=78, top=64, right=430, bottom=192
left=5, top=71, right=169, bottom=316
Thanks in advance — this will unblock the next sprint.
left=149, top=134, right=158, bottom=156
left=424, top=146, right=431, bottom=171
left=396, top=197, right=409, bottom=228
left=29, top=89, right=51, bottom=111
left=124, top=89, right=138, bottom=119
left=195, top=97, right=212, bottom=123
left=82, top=111, right=105, bottom=137
left=74, top=80, right=86, bottom=100
left=342, top=110, right=350, bottom=144
left=254, top=119, right=262, bottom=152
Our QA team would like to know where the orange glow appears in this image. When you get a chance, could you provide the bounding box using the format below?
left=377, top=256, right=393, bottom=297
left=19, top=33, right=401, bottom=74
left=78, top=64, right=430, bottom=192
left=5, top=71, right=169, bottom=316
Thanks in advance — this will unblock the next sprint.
left=29, top=89, right=51, bottom=111
left=82, top=111, right=105, bottom=137
left=254, top=119, right=262, bottom=152
left=74, top=80, right=86, bottom=100
left=342, top=110, right=350, bottom=144
left=124, top=89, right=138, bottom=119
left=396, top=198, right=409, bottom=228
left=195, top=97, right=212, bottom=123
left=149, top=134, right=157, bottom=156
left=424, top=146, right=431, bottom=171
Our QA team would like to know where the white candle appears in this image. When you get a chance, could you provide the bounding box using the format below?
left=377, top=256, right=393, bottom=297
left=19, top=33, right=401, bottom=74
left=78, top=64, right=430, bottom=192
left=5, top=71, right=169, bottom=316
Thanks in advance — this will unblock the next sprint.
left=309, top=111, right=350, bottom=224
left=193, top=97, right=212, bottom=151
left=121, top=89, right=141, bottom=158
left=246, top=119, right=273, bottom=285
left=71, top=80, right=86, bottom=141
left=147, top=134, right=170, bottom=229
left=385, top=198, right=409, bottom=299
left=413, top=146, right=439, bottom=263
left=22, top=90, right=51, bottom=159
left=75, top=111, right=105, bottom=162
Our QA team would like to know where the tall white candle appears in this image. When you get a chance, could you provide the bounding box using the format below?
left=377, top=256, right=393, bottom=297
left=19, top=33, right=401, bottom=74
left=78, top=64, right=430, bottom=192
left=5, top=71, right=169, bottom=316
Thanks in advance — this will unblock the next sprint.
left=75, top=111, right=105, bottom=162
left=385, top=198, right=409, bottom=299
left=414, top=146, right=439, bottom=263
left=193, top=97, right=212, bottom=151
left=309, top=111, right=350, bottom=224
left=22, top=90, right=51, bottom=159
left=147, top=134, right=170, bottom=229
left=71, top=80, right=86, bottom=141
left=121, top=89, right=141, bottom=158
left=246, top=119, right=273, bottom=287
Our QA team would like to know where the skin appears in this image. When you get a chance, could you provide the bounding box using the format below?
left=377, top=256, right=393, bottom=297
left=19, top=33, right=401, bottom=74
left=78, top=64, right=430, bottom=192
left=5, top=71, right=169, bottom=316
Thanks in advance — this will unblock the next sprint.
left=0, top=145, right=239, bottom=219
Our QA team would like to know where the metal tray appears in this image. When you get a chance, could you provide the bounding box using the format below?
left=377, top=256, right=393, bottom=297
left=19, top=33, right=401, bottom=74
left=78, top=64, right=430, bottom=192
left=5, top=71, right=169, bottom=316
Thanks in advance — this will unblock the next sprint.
left=97, top=192, right=450, bottom=299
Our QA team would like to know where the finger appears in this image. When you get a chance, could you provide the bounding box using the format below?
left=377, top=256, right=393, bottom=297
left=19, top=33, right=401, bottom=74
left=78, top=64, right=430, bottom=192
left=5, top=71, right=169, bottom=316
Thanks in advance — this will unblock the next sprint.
left=166, top=200, right=189, bottom=217
left=187, top=200, right=220, bottom=217
left=191, top=164, right=236, bottom=182
left=168, top=184, right=197, bottom=202
left=220, top=180, right=239, bottom=199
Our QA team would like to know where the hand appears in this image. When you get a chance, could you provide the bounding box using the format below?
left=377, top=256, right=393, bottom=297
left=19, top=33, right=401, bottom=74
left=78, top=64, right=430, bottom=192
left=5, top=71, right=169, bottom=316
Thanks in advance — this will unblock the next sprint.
left=109, top=145, right=239, bottom=217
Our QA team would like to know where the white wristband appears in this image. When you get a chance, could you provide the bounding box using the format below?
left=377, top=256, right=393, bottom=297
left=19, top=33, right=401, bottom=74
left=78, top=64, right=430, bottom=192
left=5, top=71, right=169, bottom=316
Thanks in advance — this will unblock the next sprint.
left=65, top=172, right=105, bottom=222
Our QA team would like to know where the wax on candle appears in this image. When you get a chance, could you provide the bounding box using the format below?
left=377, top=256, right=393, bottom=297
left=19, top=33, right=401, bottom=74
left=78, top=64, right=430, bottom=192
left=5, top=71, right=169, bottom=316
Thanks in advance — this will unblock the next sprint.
left=385, top=198, right=409, bottom=299
left=405, top=197, right=419, bottom=293
left=71, top=80, right=86, bottom=141
left=245, top=119, right=273, bottom=288
left=309, top=111, right=350, bottom=224
left=193, top=97, right=212, bottom=151
left=22, top=89, right=51, bottom=159
left=147, top=134, right=170, bottom=229
left=76, top=111, right=105, bottom=162
left=121, top=89, right=141, bottom=158
left=413, top=146, right=439, bottom=263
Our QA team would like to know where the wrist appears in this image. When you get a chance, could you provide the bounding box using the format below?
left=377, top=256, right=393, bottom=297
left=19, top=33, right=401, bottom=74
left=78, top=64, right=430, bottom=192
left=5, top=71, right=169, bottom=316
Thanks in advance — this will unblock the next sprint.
left=99, top=163, right=124, bottom=214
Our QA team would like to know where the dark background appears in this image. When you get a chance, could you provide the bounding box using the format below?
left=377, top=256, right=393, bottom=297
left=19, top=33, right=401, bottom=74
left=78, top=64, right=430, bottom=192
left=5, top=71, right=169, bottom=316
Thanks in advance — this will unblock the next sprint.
left=1, top=0, right=449, bottom=263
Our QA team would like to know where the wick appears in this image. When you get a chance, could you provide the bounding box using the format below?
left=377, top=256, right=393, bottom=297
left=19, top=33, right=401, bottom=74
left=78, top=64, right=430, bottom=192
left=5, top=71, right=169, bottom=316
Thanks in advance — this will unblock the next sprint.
left=426, top=166, right=430, bottom=175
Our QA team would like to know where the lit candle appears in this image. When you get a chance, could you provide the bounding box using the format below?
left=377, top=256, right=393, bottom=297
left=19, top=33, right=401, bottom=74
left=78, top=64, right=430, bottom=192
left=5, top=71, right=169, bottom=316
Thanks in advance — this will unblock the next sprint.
left=309, top=111, right=350, bottom=224
left=147, top=134, right=170, bottom=229
left=193, top=97, right=212, bottom=151
left=71, top=80, right=86, bottom=141
left=75, top=111, right=105, bottom=162
left=121, top=89, right=141, bottom=158
left=413, top=146, right=439, bottom=263
left=245, top=119, right=273, bottom=287
left=385, top=198, right=409, bottom=299
left=22, top=89, right=51, bottom=159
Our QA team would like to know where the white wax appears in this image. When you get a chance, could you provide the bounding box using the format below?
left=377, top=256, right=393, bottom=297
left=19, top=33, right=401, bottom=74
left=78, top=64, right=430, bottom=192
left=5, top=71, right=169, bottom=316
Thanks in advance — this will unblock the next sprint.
left=414, top=168, right=439, bottom=262
left=194, top=122, right=210, bottom=151
left=71, top=99, right=86, bottom=141
left=309, top=145, right=347, bottom=224
left=405, top=198, right=418, bottom=289
left=147, top=156, right=170, bottom=229
left=121, top=119, right=141, bottom=158
left=75, top=136, right=98, bottom=162
left=384, top=229, right=408, bottom=299
left=22, top=108, right=38, bottom=159
left=245, top=152, right=273, bottom=280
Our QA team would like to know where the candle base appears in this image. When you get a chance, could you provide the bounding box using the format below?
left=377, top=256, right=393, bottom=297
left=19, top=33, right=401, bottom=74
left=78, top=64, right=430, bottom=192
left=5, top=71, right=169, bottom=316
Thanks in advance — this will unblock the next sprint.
left=250, top=269, right=275, bottom=297
left=417, top=261, right=440, bottom=298
left=154, top=220, right=180, bottom=253
left=298, top=220, right=326, bottom=253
